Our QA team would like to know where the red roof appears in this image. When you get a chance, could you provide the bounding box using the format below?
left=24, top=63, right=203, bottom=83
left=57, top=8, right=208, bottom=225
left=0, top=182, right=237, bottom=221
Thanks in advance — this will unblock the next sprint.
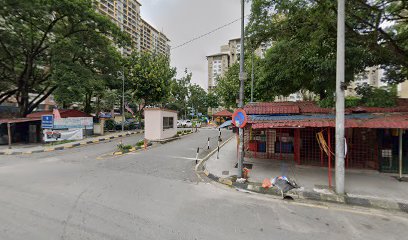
left=213, top=109, right=233, bottom=117
left=26, top=109, right=91, bottom=118
left=251, top=113, right=408, bottom=129
left=0, top=118, right=41, bottom=124
left=245, top=100, right=408, bottom=115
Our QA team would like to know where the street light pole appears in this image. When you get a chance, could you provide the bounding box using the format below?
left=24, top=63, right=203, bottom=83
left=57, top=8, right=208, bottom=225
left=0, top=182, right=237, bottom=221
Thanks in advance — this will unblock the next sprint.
left=251, top=51, right=254, bottom=103
left=238, top=0, right=246, bottom=178
left=121, top=67, right=125, bottom=132
left=335, top=0, right=345, bottom=194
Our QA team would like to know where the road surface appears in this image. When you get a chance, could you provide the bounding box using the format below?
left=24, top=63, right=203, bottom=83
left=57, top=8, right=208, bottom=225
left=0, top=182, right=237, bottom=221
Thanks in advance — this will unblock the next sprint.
left=0, top=129, right=407, bottom=240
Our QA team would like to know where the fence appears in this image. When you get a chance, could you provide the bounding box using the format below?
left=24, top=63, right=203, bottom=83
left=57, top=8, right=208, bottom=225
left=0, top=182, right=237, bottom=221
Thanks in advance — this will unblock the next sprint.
left=244, top=126, right=408, bottom=173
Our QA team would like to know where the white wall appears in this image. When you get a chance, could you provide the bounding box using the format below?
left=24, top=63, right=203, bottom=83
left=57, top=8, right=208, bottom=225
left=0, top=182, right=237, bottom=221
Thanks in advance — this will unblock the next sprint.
left=144, top=109, right=177, bottom=141
left=160, top=111, right=177, bottom=139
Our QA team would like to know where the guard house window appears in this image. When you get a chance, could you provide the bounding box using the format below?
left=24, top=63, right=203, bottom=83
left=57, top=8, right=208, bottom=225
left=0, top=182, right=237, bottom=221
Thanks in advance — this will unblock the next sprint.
left=163, top=117, right=174, bottom=129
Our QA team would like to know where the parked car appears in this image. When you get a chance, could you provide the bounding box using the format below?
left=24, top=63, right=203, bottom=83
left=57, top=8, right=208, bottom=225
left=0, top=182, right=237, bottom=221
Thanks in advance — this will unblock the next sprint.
left=183, top=120, right=192, bottom=128
left=177, top=120, right=183, bottom=128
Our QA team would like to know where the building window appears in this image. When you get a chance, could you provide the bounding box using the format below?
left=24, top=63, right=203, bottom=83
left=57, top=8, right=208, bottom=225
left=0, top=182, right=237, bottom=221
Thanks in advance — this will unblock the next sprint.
left=163, top=117, right=174, bottom=129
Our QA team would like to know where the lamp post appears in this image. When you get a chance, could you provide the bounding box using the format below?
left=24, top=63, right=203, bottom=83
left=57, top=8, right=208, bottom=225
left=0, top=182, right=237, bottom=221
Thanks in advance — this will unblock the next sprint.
left=335, top=0, right=345, bottom=194
left=237, top=0, right=246, bottom=178
left=251, top=51, right=254, bottom=103
left=118, top=69, right=125, bottom=132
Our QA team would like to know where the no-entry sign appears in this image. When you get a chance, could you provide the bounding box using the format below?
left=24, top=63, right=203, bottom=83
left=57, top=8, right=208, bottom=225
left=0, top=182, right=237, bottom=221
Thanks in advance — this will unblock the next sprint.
left=232, top=109, right=248, bottom=128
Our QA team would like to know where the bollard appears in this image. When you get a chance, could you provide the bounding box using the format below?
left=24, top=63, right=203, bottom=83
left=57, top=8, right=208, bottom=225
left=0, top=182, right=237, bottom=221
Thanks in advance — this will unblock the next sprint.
left=207, top=137, right=210, bottom=150
left=195, top=147, right=200, bottom=164
left=219, top=128, right=222, bottom=141
left=217, top=136, right=221, bottom=159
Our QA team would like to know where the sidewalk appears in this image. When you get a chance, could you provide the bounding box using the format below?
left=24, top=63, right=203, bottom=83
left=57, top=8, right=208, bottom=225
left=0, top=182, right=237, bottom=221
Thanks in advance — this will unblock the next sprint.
left=0, top=130, right=143, bottom=155
left=204, top=136, right=408, bottom=212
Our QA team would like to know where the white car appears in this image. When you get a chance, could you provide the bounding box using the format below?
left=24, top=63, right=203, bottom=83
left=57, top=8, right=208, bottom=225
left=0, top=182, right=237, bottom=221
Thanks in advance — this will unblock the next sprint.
left=177, top=120, right=183, bottom=128
left=183, top=120, right=192, bottom=128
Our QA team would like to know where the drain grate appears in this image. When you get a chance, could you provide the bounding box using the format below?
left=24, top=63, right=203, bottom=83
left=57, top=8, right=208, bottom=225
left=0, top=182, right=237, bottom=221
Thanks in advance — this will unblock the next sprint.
left=398, top=203, right=408, bottom=213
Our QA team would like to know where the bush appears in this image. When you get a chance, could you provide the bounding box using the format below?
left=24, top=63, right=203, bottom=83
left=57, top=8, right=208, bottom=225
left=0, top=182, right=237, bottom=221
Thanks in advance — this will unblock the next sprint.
left=117, top=144, right=132, bottom=153
left=317, top=95, right=335, bottom=108
left=356, top=84, right=397, bottom=107
left=345, top=96, right=361, bottom=108
left=105, top=119, right=115, bottom=131
left=136, top=140, right=144, bottom=146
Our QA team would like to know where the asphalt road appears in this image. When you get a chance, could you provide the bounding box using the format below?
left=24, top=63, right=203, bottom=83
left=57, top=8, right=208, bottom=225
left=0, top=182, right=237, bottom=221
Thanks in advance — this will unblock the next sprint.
left=0, top=129, right=407, bottom=240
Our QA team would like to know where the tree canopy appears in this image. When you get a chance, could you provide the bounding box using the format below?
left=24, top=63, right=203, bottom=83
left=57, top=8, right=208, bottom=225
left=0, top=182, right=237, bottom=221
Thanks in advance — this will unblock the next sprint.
left=246, top=0, right=408, bottom=99
left=126, top=51, right=176, bottom=110
left=0, top=0, right=129, bottom=116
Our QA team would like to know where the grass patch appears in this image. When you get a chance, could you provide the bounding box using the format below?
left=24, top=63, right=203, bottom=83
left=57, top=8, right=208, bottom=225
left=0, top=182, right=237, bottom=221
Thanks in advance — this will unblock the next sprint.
left=117, top=144, right=133, bottom=153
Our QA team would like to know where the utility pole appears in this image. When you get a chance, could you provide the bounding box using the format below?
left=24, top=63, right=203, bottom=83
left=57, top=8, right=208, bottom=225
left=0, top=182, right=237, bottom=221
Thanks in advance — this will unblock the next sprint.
left=251, top=51, right=254, bottom=103
left=335, top=0, right=345, bottom=194
left=238, top=0, right=246, bottom=178
left=121, top=68, right=125, bottom=132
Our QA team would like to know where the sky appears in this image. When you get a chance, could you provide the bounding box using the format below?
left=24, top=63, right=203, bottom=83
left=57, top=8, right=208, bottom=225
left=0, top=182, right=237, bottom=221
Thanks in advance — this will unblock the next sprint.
left=139, top=0, right=251, bottom=90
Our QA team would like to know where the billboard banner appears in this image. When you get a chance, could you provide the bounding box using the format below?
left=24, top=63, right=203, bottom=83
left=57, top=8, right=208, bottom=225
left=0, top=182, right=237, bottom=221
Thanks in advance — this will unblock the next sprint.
left=43, top=129, right=83, bottom=142
left=53, top=117, right=93, bottom=130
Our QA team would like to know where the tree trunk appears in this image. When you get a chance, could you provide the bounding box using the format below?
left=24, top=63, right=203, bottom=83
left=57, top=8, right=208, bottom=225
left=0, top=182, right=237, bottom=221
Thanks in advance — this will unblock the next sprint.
left=84, top=92, right=93, bottom=114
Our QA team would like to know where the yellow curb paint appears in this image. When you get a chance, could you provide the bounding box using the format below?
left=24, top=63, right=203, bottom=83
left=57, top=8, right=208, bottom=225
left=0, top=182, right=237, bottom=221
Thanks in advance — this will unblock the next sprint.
left=44, top=149, right=54, bottom=152
left=93, top=140, right=99, bottom=143
left=204, top=170, right=210, bottom=176
left=113, top=152, right=123, bottom=155
left=80, top=142, right=87, bottom=145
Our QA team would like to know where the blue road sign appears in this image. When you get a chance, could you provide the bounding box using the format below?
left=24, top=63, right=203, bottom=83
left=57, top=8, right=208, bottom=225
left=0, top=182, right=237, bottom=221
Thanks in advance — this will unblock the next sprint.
left=42, top=115, right=54, bottom=129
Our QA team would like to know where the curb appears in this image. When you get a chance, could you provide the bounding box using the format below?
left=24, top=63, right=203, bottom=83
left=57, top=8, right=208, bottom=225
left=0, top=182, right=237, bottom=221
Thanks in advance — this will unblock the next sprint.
left=195, top=136, right=408, bottom=213
left=201, top=169, right=408, bottom=213
left=195, top=135, right=234, bottom=172
left=0, top=131, right=144, bottom=156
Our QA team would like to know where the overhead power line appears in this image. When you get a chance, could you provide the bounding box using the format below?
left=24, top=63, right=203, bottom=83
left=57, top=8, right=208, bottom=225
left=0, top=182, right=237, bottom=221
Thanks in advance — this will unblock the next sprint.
left=171, top=15, right=249, bottom=51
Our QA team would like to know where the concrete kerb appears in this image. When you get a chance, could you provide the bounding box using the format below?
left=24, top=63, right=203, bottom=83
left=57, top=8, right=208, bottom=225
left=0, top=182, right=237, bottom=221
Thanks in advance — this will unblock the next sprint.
left=196, top=136, right=407, bottom=213
left=0, top=130, right=144, bottom=156
left=194, top=135, right=235, bottom=172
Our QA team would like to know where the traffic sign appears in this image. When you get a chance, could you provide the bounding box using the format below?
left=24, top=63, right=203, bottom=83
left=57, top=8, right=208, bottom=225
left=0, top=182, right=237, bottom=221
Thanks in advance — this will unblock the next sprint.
left=232, top=109, right=248, bottom=128
left=41, top=115, right=54, bottom=129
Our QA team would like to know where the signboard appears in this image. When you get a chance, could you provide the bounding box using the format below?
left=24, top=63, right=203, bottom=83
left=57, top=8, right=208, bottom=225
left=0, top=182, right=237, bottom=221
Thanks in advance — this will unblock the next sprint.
left=43, top=129, right=83, bottom=142
left=53, top=117, right=93, bottom=130
left=232, top=109, right=248, bottom=128
left=41, top=115, right=54, bottom=129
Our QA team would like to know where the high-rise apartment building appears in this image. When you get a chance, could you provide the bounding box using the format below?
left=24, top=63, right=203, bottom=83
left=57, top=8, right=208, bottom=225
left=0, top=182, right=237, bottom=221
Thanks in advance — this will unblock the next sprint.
left=207, top=53, right=230, bottom=91
left=95, top=0, right=142, bottom=55
left=346, top=66, right=388, bottom=97
left=207, top=38, right=270, bottom=92
left=139, top=18, right=171, bottom=56
left=94, top=0, right=170, bottom=56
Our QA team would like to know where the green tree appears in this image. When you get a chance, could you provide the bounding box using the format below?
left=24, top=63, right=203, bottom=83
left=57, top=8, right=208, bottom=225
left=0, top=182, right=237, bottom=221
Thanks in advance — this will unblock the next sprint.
left=215, top=55, right=264, bottom=108
left=188, top=84, right=208, bottom=116
left=206, top=91, right=219, bottom=109
left=246, top=0, right=408, bottom=99
left=0, top=0, right=128, bottom=116
left=126, top=51, right=176, bottom=112
left=167, top=70, right=191, bottom=118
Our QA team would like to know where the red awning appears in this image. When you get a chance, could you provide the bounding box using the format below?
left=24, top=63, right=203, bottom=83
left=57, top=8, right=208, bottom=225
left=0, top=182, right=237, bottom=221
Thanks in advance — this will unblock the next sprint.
left=213, top=110, right=233, bottom=117
left=251, top=114, right=408, bottom=129
left=27, top=109, right=91, bottom=118
left=0, top=118, right=41, bottom=124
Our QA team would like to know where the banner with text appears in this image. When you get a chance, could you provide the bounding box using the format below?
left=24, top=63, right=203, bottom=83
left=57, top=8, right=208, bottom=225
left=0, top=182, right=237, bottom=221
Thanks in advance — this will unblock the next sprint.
left=43, top=129, right=84, bottom=142
left=53, top=117, right=93, bottom=130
